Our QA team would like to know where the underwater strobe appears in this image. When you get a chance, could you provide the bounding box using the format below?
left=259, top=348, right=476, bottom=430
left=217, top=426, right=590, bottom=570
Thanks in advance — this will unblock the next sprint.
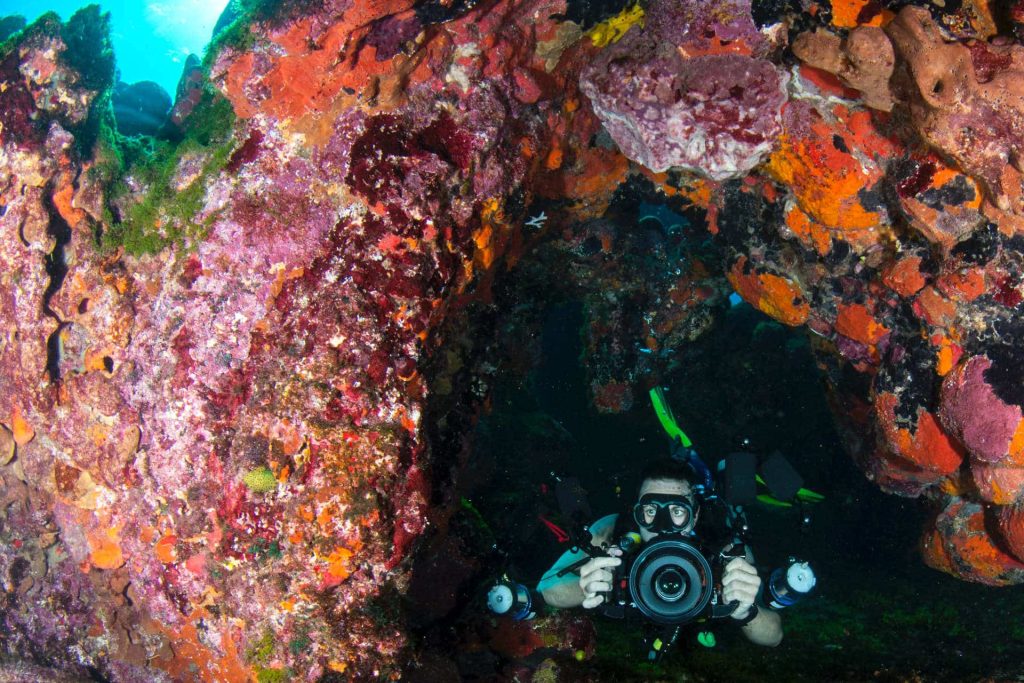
left=487, top=578, right=537, bottom=621
left=767, top=558, right=817, bottom=609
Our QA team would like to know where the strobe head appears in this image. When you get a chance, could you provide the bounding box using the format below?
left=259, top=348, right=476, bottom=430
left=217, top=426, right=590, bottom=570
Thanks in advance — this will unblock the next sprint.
left=629, top=539, right=713, bottom=625
left=487, top=579, right=535, bottom=621
left=767, top=559, right=816, bottom=609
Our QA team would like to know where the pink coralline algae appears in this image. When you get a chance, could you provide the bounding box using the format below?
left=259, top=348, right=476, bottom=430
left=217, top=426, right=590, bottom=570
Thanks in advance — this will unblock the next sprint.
left=579, top=0, right=789, bottom=180
left=940, top=354, right=1024, bottom=465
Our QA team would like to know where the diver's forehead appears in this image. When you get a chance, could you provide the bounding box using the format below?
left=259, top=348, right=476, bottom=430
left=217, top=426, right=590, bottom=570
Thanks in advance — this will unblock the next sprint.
left=639, top=478, right=692, bottom=499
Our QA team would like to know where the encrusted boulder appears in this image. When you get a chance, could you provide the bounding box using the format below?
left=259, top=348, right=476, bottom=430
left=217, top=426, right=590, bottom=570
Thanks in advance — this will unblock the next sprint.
left=579, top=0, right=789, bottom=180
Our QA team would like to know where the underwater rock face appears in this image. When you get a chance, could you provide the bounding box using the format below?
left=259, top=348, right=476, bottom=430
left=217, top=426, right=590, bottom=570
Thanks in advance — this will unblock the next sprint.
left=112, top=80, right=172, bottom=137
left=0, top=2, right=555, bottom=679
left=713, top=3, right=1024, bottom=585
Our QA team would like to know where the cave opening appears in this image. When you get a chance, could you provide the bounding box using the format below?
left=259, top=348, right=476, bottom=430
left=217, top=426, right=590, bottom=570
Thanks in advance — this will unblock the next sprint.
left=405, top=187, right=1024, bottom=681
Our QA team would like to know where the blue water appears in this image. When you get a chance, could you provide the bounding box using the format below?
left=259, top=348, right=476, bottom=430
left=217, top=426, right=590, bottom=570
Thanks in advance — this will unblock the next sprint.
left=0, top=0, right=228, bottom=97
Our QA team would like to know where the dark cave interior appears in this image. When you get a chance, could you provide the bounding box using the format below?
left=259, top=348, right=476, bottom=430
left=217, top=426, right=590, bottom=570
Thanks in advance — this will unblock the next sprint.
left=406, top=197, right=1024, bottom=681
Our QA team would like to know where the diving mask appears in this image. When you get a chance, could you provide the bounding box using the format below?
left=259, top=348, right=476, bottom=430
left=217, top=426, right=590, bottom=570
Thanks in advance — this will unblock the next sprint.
left=633, top=493, right=696, bottom=535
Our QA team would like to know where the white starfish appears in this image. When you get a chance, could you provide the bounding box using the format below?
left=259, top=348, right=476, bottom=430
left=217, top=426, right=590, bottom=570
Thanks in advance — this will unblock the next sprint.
left=525, top=211, right=548, bottom=229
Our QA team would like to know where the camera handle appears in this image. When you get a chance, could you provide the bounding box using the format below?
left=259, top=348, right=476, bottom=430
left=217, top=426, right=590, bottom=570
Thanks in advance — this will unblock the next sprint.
left=552, top=518, right=604, bottom=579
left=708, top=541, right=747, bottom=619
left=710, top=598, right=740, bottom=619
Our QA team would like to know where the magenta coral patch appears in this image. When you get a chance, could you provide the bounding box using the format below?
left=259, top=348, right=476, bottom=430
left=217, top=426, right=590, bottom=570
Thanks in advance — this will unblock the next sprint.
left=580, top=49, right=787, bottom=180
left=941, top=355, right=1023, bottom=463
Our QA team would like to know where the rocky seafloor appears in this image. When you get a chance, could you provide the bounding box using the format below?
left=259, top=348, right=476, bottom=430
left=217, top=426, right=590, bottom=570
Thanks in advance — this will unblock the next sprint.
left=3, top=0, right=1024, bottom=679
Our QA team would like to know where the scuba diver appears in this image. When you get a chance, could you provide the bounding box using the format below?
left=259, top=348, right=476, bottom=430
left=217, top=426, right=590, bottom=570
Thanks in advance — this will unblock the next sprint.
left=486, top=387, right=821, bottom=659
left=536, top=457, right=783, bottom=647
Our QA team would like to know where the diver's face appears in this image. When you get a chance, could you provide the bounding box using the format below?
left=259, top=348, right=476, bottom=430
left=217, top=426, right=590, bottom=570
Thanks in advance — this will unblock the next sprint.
left=636, top=478, right=696, bottom=542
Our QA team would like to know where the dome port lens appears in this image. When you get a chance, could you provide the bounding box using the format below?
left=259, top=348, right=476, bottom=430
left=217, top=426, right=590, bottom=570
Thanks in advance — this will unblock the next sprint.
left=654, top=567, right=687, bottom=601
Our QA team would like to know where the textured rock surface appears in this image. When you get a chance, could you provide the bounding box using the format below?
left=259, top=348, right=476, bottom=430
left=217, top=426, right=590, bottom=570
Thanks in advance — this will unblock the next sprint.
left=0, top=2, right=560, bottom=679
left=579, top=0, right=789, bottom=180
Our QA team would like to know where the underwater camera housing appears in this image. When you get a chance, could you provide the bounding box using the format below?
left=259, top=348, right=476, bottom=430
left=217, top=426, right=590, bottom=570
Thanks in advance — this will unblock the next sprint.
left=602, top=536, right=743, bottom=625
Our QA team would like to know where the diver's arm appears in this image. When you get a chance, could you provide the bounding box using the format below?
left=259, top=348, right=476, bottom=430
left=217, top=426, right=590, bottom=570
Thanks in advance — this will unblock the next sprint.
left=721, top=548, right=783, bottom=646
left=541, top=553, right=622, bottom=607
left=537, top=518, right=617, bottom=609
left=740, top=605, right=783, bottom=646
left=540, top=576, right=587, bottom=608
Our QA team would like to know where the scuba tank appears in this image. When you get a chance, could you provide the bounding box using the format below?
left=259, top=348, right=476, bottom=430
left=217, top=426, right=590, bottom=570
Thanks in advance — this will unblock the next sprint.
left=767, top=558, right=817, bottom=609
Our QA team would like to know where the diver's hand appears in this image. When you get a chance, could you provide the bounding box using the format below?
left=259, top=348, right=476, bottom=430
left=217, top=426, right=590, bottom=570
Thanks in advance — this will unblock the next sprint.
left=722, top=556, right=761, bottom=620
left=578, top=548, right=622, bottom=609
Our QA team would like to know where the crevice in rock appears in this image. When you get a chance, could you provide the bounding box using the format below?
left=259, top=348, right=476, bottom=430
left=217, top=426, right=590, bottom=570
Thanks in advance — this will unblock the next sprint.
left=42, top=186, right=73, bottom=385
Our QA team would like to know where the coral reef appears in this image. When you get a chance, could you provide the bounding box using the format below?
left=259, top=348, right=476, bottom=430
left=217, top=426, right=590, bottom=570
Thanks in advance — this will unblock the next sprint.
left=7, top=0, right=1024, bottom=678
left=0, top=1, right=552, bottom=678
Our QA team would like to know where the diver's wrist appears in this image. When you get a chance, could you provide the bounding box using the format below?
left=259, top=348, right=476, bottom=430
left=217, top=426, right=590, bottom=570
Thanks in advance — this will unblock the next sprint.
left=735, top=604, right=760, bottom=626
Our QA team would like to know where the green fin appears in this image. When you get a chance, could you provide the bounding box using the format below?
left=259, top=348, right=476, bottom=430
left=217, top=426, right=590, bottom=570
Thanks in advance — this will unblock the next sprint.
left=797, top=487, right=825, bottom=502
left=756, top=494, right=793, bottom=507
left=649, top=387, right=692, bottom=448
left=755, top=475, right=825, bottom=505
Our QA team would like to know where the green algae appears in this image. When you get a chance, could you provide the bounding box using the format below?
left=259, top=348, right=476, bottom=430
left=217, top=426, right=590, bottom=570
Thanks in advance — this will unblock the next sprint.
left=243, top=466, right=278, bottom=493
left=249, top=539, right=282, bottom=561
left=246, top=629, right=275, bottom=663
left=288, top=635, right=310, bottom=656
left=3, top=8, right=116, bottom=156
left=103, top=91, right=237, bottom=255
left=64, top=7, right=116, bottom=154
left=255, top=667, right=290, bottom=683
left=60, top=5, right=115, bottom=92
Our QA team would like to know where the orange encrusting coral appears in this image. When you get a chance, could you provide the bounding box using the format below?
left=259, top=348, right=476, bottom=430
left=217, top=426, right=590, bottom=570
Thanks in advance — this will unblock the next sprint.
left=875, top=392, right=964, bottom=477
left=971, top=461, right=1024, bottom=504
left=830, top=0, right=892, bottom=27
left=10, top=405, right=34, bottom=445
left=937, top=267, right=986, bottom=302
left=882, top=256, right=927, bottom=297
left=323, top=542, right=363, bottom=585
left=155, top=534, right=178, bottom=564
left=1009, top=420, right=1024, bottom=465
left=727, top=257, right=810, bottom=326
left=783, top=203, right=832, bottom=255
left=766, top=107, right=898, bottom=251
left=913, top=286, right=958, bottom=328
left=88, top=527, right=125, bottom=570
left=52, top=179, right=87, bottom=227
left=150, top=610, right=251, bottom=682
left=222, top=1, right=421, bottom=122
left=924, top=501, right=1024, bottom=586
left=835, top=303, right=889, bottom=345
left=933, top=335, right=963, bottom=376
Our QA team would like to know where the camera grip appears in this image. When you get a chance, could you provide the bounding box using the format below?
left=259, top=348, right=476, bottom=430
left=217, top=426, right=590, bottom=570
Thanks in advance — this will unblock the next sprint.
left=710, top=598, right=740, bottom=619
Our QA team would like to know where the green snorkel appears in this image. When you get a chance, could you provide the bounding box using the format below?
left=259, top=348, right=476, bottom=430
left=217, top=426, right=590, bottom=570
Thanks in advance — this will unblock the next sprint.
left=650, top=386, right=693, bottom=449
left=649, top=387, right=715, bottom=495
